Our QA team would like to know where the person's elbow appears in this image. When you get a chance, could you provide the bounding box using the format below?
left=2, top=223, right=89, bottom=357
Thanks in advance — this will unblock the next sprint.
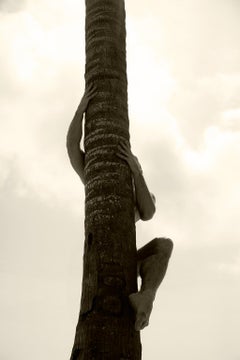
left=140, top=204, right=156, bottom=221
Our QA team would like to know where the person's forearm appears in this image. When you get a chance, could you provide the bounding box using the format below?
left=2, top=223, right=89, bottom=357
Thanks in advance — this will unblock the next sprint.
left=66, top=105, right=85, bottom=182
left=66, top=106, right=84, bottom=146
left=132, top=169, right=156, bottom=220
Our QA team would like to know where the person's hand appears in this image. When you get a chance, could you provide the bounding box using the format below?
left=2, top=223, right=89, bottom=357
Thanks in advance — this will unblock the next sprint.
left=77, top=83, right=97, bottom=113
left=116, top=140, right=143, bottom=174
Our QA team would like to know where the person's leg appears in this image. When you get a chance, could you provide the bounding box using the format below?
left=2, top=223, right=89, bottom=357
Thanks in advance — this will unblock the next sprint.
left=129, top=237, right=173, bottom=331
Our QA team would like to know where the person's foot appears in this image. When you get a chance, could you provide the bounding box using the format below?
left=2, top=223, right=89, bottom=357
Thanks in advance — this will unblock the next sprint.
left=129, top=290, right=155, bottom=331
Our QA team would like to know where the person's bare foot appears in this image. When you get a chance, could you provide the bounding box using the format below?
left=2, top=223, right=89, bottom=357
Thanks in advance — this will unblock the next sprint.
left=129, top=289, right=155, bottom=331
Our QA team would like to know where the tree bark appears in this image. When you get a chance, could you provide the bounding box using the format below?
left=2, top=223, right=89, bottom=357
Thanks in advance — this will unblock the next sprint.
left=70, top=0, right=142, bottom=359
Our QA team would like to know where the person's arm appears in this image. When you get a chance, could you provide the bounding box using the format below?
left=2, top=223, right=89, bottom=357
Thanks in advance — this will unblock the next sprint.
left=117, top=140, right=156, bottom=221
left=66, top=84, right=97, bottom=184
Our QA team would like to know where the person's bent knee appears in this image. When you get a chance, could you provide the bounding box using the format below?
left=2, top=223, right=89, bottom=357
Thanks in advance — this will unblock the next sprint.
left=153, top=237, right=173, bottom=256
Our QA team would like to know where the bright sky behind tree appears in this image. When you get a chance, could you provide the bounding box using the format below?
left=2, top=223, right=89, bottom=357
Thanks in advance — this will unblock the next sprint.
left=1, top=0, right=240, bottom=359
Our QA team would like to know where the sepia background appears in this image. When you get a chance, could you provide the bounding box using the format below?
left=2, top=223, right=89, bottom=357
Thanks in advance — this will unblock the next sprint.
left=1, top=0, right=240, bottom=359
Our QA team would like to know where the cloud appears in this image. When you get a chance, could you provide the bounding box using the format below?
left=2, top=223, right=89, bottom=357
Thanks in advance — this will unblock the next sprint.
left=168, top=73, right=240, bottom=147
left=128, top=0, right=240, bottom=147
left=0, top=167, right=85, bottom=277
left=0, top=3, right=86, bottom=213
left=155, top=0, right=240, bottom=77
left=217, top=259, right=240, bottom=276
left=0, top=0, right=26, bottom=13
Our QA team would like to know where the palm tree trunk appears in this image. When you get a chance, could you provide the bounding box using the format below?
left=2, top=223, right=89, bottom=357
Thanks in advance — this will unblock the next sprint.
left=69, top=0, right=141, bottom=359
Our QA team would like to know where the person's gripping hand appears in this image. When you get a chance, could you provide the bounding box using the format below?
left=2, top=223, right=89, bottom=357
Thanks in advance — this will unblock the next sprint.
left=77, top=83, right=97, bottom=113
left=116, top=140, right=143, bottom=175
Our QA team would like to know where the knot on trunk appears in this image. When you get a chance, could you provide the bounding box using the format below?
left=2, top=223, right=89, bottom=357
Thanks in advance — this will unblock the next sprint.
left=102, top=295, right=122, bottom=314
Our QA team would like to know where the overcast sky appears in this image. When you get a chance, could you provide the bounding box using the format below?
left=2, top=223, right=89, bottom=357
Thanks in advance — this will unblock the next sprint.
left=1, top=0, right=240, bottom=359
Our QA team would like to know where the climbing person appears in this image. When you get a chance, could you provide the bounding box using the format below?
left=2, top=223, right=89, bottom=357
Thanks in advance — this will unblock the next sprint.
left=66, top=84, right=173, bottom=331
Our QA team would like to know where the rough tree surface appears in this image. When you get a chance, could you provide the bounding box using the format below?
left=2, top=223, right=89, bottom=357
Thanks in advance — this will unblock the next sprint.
left=70, top=0, right=142, bottom=359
